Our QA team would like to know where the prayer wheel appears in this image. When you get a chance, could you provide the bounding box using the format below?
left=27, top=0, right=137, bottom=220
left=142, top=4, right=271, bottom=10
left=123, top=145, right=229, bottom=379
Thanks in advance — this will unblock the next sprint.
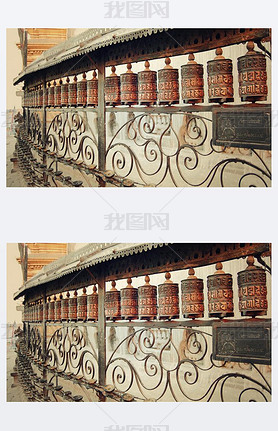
left=87, top=285, right=98, bottom=321
left=138, top=61, right=157, bottom=105
left=238, top=41, right=268, bottom=102
left=181, top=268, right=204, bottom=319
left=68, top=76, right=78, bottom=107
left=48, top=297, right=55, bottom=321
left=43, top=85, right=48, bottom=107
left=138, top=275, right=157, bottom=320
left=105, top=66, right=121, bottom=106
left=68, top=290, right=78, bottom=321
left=43, top=300, right=48, bottom=321
left=181, top=53, right=204, bottom=104
left=237, top=256, right=267, bottom=316
left=105, top=281, right=121, bottom=320
left=207, top=263, right=234, bottom=318
left=77, top=287, right=87, bottom=321
left=54, top=293, right=62, bottom=321
left=54, top=79, right=62, bottom=107
left=120, top=63, right=138, bottom=105
left=61, top=77, right=70, bottom=106
left=158, top=272, right=179, bottom=319
left=38, top=85, right=44, bottom=107
left=77, top=73, right=87, bottom=107
left=207, top=48, right=234, bottom=103
left=48, top=82, right=55, bottom=107
left=38, top=301, right=43, bottom=322
left=35, top=87, right=39, bottom=107
left=61, top=292, right=70, bottom=321
left=87, top=70, right=98, bottom=106
left=120, top=278, right=138, bottom=320
left=158, top=57, right=179, bottom=105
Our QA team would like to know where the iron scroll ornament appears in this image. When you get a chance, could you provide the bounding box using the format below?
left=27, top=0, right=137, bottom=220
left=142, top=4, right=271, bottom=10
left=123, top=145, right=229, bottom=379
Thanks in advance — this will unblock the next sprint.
left=106, top=327, right=271, bottom=402
left=29, top=326, right=43, bottom=360
left=106, top=112, right=271, bottom=187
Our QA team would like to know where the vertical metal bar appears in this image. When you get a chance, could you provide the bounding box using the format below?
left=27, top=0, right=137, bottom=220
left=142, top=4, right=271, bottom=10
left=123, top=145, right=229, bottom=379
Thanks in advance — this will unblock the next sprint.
left=42, top=290, right=48, bottom=400
left=97, top=273, right=106, bottom=400
left=42, top=79, right=47, bottom=184
left=97, top=57, right=106, bottom=187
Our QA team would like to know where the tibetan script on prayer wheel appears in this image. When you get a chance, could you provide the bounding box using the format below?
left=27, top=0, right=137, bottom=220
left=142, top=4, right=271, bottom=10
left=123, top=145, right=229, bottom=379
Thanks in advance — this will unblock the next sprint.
left=207, top=263, right=234, bottom=318
left=181, top=268, right=204, bottom=319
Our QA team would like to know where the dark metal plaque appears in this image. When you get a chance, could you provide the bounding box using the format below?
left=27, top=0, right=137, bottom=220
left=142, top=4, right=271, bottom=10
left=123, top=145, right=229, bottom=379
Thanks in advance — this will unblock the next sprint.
left=212, top=106, right=271, bottom=150
left=212, top=320, right=271, bottom=365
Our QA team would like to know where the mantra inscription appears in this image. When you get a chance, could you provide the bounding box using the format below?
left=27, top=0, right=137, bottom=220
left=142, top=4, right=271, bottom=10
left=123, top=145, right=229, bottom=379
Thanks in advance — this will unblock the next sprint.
left=212, top=107, right=271, bottom=150
left=212, top=321, right=271, bottom=365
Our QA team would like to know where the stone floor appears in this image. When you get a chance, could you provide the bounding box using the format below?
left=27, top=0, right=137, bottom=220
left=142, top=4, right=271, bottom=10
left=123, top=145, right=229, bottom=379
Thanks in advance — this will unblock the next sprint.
left=6, top=340, right=28, bottom=402
left=6, top=130, right=27, bottom=187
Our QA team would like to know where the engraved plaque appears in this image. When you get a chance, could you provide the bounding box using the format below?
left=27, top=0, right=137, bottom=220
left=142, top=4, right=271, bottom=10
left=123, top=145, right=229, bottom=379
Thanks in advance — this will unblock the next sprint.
left=213, top=107, right=271, bottom=150
left=212, top=320, right=271, bottom=365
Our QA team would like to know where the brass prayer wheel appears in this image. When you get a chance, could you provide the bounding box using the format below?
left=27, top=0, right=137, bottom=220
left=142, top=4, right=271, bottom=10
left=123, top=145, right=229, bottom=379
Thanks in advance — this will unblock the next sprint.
left=38, top=86, right=43, bottom=107
left=48, top=297, right=55, bottom=321
left=61, top=77, right=70, bottom=106
left=87, top=70, right=98, bottom=106
left=158, top=272, right=179, bottom=319
left=43, top=300, right=48, bottom=321
left=77, top=73, right=87, bottom=107
left=120, top=63, right=138, bottom=105
left=54, top=79, right=62, bottom=107
left=207, top=48, right=234, bottom=103
left=87, top=285, right=98, bottom=321
left=77, top=287, right=87, bottom=321
left=54, top=293, right=62, bottom=321
left=181, top=268, right=204, bottom=319
left=61, top=291, right=70, bottom=321
left=105, top=281, right=121, bottom=320
left=158, top=57, right=179, bottom=105
left=138, top=60, right=157, bottom=105
left=68, top=76, right=78, bottom=107
left=207, top=263, right=234, bottom=318
left=120, top=278, right=138, bottom=320
left=38, top=301, right=43, bottom=322
left=105, top=66, right=121, bottom=106
left=69, top=290, right=78, bottom=321
left=48, top=82, right=55, bottom=107
left=237, top=256, right=267, bottom=316
left=138, top=275, right=157, bottom=320
left=238, top=41, right=268, bottom=102
left=181, top=53, right=204, bottom=104
left=43, top=85, right=48, bottom=107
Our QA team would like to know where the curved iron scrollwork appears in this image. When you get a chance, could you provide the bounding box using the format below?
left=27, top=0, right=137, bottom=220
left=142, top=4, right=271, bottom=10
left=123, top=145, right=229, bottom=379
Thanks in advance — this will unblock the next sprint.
left=28, top=112, right=42, bottom=147
left=46, top=326, right=98, bottom=381
left=106, top=327, right=271, bottom=402
left=46, top=112, right=98, bottom=166
left=29, top=327, right=42, bottom=360
left=106, top=113, right=271, bottom=187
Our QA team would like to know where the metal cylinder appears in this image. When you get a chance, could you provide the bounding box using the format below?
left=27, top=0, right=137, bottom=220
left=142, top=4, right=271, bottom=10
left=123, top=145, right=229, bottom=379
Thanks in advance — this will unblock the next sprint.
left=61, top=292, right=70, bottom=321
left=54, top=79, right=62, bottom=107
left=77, top=288, right=87, bottom=321
left=158, top=272, right=179, bottom=319
left=77, top=73, right=87, bottom=107
left=158, top=57, right=179, bottom=105
left=238, top=41, right=268, bottom=102
left=69, top=291, right=78, bottom=321
left=68, top=76, right=78, bottom=107
left=121, top=278, right=138, bottom=320
left=38, top=301, right=43, bottom=322
left=87, top=70, right=98, bottom=106
left=87, top=285, right=98, bottom=321
left=105, top=66, right=121, bottom=106
left=43, top=86, right=48, bottom=107
left=48, top=82, right=55, bottom=107
left=120, top=63, right=138, bottom=105
left=105, top=281, right=121, bottom=320
left=207, top=262, right=234, bottom=318
left=207, top=48, right=234, bottom=103
left=181, top=53, right=204, bottom=104
left=138, top=61, right=157, bottom=105
left=48, top=297, right=55, bottom=321
left=43, top=301, right=48, bottom=321
left=181, top=268, right=204, bottom=318
left=38, top=86, right=43, bottom=107
left=54, top=294, right=62, bottom=321
left=237, top=256, right=267, bottom=316
left=138, top=275, right=157, bottom=320
left=61, top=77, right=70, bottom=106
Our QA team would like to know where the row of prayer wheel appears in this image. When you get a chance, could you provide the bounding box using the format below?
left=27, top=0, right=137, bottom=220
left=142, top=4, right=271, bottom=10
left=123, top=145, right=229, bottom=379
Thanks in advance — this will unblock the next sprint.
left=23, top=256, right=267, bottom=322
left=23, top=42, right=268, bottom=109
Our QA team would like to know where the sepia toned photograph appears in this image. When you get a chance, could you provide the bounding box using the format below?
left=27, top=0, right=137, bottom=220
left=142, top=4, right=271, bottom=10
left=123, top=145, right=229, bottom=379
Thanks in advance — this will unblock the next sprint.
left=7, top=242, right=271, bottom=402
left=7, top=28, right=271, bottom=188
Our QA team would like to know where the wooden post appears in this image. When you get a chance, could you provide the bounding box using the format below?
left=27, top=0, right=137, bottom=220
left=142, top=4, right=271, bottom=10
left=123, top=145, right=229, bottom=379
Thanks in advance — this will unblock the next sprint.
left=97, top=273, right=106, bottom=400
left=97, top=57, right=106, bottom=187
